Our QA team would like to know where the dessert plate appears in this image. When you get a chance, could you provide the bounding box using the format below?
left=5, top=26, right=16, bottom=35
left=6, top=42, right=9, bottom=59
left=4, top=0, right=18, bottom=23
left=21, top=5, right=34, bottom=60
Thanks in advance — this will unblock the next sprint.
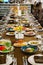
left=0, top=55, right=13, bottom=65
left=28, top=54, right=43, bottom=65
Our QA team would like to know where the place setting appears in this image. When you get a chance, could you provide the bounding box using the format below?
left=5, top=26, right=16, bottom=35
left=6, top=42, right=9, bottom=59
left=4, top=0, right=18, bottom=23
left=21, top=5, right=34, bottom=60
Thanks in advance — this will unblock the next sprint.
left=27, top=39, right=43, bottom=65
left=0, top=39, right=16, bottom=65
left=21, top=40, right=43, bottom=65
left=28, top=54, right=43, bottom=65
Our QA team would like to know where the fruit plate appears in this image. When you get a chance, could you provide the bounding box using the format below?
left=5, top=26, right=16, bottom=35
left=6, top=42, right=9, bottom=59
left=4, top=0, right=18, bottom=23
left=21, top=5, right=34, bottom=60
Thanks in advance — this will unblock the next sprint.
left=21, top=45, right=38, bottom=53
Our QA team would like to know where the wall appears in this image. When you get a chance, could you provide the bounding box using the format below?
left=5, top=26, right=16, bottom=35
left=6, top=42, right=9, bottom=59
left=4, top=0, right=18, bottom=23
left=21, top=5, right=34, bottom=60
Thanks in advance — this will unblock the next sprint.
left=31, top=0, right=43, bottom=8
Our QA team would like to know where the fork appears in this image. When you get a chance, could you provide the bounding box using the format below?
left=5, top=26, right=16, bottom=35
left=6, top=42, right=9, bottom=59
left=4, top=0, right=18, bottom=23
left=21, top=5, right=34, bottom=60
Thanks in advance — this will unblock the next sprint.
left=22, top=56, right=28, bottom=65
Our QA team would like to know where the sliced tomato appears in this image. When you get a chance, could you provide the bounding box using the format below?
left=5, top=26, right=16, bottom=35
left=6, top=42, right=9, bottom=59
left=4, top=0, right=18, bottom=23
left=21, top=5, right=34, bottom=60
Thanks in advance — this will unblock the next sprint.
left=0, top=46, right=6, bottom=51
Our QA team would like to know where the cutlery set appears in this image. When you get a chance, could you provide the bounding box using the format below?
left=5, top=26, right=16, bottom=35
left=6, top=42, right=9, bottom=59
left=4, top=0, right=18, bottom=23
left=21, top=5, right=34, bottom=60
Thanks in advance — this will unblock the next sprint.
left=22, top=56, right=28, bottom=65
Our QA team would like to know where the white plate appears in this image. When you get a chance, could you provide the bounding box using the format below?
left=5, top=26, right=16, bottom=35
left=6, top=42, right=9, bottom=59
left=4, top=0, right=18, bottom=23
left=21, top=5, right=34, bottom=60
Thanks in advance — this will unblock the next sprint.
left=0, top=39, right=11, bottom=43
left=25, top=28, right=33, bottom=31
left=0, top=55, right=13, bottom=65
left=6, top=32, right=15, bottom=36
left=37, top=28, right=43, bottom=32
left=24, top=32, right=36, bottom=36
left=28, top=40, right=41, bottom=46
left=28, top=54, right=43, bottom=65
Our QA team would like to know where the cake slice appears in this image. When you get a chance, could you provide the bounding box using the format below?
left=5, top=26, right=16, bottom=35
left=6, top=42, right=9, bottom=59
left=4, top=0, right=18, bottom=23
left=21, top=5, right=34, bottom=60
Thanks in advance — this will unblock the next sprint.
left=34, top=56, right=43, bottom=63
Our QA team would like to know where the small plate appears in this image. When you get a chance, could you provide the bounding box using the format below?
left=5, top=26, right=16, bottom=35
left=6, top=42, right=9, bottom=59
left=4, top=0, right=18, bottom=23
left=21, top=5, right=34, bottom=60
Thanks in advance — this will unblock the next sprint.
left=23, top=24, right=30, bottom=27
left=0, top=39, right=11, bottom=45
left=28, top=54, right=43, bottom=65
left=21, top=45, right=38, bottom=53
left=28, top=40, right=41, bottom=46
left=24, top=32, right=36, bottom=36
left=0, top=55, right=13, bottom=65
left=25, top=28, right=33, bottom=31
left=37, top=28, right=43, bottom=32
left=6, top=32, right=15, bottom=36
left=7, top=28, right=14, bottom=32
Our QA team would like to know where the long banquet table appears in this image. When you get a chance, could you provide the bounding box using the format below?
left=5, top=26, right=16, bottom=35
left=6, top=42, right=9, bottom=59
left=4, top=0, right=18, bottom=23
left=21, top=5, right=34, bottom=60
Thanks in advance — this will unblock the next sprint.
left=1, top=25, right=43, bottom=65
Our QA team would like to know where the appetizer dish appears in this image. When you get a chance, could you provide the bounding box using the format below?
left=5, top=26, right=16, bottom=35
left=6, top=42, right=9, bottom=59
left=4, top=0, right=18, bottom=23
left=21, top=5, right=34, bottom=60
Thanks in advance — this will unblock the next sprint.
left=8, top=20, right=17, bottom=24
left=7, top=28, right=14, bottom=32
left=21, top=45, right=38, bottom=53
left=8, top=20, right=15, bottom=24
left=0, top=39, right=11, bottom=46
left=23, top=24, right=30, bottom=27
left=10, top=14, right=17, bottom=19
left=13, top=42, right=27, bottom=47
left=6, top=32, right=15, bottom=36
left=25, top=28, right=32, bottom=31
left=24, top=32, right=36, bottom=36
left=28, top=40, right=41, bottom=46
left=37, top=28, right=43, bottom=32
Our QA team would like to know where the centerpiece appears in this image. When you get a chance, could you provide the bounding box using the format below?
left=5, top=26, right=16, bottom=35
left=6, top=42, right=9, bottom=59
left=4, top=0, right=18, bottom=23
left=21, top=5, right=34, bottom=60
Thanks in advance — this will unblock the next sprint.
left=13, top=26, right=25, bottom=39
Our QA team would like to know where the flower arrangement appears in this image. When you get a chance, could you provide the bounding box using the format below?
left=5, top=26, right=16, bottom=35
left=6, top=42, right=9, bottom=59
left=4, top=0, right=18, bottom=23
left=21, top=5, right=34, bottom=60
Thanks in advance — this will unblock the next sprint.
left=13, top=26, right=25, bottom=32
